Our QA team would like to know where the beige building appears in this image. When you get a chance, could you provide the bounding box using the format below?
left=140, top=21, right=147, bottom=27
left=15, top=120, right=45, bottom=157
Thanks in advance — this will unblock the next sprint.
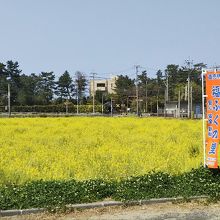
left=89, top=76, right=117, bottom=95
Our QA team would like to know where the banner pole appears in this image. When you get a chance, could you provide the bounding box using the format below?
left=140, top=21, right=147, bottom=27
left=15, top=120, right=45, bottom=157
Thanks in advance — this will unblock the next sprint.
left=202, top=69, right=206, bottom=168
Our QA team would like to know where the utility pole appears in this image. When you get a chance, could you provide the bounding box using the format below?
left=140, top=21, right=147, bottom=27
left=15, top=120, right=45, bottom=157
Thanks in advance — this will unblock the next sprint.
left=8, top=83, right=11, bottom=117
left=187, top=77, right=190, bottom=118
left=190, top=84, right=193, bottom=118
left=178, top=90, right=180, bottom=118
left=164, top=88, right=166, bottom=117
left=157, top=95, right=159, bottom=116
left=156, top=87, right=160, bottom=116
left=166, top=73, right=169, bottom=102
left=90, top=73, right=97, bottom=114
left=135, top=65, right=140, bottom=116
left=185, top=85, right=187, bottom=101
left=164, top=71, right=168, bottom=117
left=76, top=85, right=79, bottom=114
left=143, top=70, right=148, bottom=113
left=93, top=73, right=95, bottom=114
left=101, top=93, right=104, bottom=114
left=146, top=78, right=148, bottom=113
left=111, top=97, right=113, bottom=117
left=185, top=58, right=193, bottom=119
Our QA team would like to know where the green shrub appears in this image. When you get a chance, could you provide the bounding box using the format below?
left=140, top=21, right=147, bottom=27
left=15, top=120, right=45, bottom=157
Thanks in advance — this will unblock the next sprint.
left=0, top=167, right=220, bottom=210
left=0, top=104, right=104, bottom=113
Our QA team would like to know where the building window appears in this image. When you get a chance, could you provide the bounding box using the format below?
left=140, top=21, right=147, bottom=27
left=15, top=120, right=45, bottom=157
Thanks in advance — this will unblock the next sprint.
left=97, top=83, right=105, bottom=87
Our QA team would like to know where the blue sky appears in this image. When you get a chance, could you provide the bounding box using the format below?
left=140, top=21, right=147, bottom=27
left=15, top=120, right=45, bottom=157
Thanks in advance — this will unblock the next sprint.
left=0, top=0, right=219, bottom=78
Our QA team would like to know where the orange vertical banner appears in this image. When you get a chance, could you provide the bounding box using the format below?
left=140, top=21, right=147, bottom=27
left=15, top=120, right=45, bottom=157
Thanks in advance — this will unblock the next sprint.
left=206, top=71, right=220, bottom=168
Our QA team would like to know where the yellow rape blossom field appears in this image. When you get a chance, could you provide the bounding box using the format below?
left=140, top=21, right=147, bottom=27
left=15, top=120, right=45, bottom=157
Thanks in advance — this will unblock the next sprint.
left=0, top=117, right=203, bottom=185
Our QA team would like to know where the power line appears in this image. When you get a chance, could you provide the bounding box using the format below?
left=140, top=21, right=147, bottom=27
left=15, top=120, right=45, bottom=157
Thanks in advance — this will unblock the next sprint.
left=101, top=66, right=134, bottom=76
left=70, top=65, right=162, bottom=81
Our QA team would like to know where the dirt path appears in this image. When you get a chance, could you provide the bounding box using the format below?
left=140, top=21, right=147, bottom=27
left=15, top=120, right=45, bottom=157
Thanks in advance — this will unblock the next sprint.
left=3, top=201, right=220, bottom=220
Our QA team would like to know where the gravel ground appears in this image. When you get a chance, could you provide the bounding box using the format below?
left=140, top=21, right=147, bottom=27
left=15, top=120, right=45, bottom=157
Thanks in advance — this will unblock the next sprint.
left=3, top=201, right=220, bottom=220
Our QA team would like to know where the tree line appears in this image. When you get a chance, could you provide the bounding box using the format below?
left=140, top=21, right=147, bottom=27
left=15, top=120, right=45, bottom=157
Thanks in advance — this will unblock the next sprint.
left=0, top=60, right=206, bottom=113
left=113, top=63, right=205, bottom=112
left=0, top=61, right=87, bottom=106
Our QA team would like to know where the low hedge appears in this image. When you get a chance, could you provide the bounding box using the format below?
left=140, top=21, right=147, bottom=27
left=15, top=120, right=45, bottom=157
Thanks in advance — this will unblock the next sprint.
left=0, top=167, right=220, bottom=210
left=0, top=180, right=116, bottom=210
left=1, top=104, right=104, bottom=113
